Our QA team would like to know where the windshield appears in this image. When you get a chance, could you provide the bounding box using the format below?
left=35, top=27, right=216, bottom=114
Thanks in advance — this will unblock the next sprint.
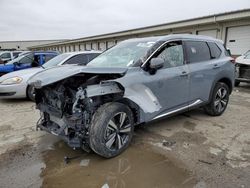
left=43, top=53, right=71, bottom=68
left=87, top=40, right=155, bottom=67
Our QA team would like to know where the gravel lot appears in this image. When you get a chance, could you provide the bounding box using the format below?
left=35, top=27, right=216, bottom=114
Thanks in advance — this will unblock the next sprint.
left=0, top=84, right=250, bottom=188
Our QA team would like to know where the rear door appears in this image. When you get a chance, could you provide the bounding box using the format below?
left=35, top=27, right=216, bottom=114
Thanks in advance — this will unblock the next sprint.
left=184, top=40, right=222, bottom=103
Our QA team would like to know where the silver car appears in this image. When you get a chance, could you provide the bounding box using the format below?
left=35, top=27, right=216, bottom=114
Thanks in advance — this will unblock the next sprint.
left=235, top=50, right=250, bottom=86
left=0, top=51, right=101, bottom=100
left=28, top=34, right=235, bottom=158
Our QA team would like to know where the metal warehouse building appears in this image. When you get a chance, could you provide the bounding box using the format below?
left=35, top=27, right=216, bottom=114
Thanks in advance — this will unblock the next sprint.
left=29, top=9, right=250, bottom=56
left=0, top=40, right=64, bottom=51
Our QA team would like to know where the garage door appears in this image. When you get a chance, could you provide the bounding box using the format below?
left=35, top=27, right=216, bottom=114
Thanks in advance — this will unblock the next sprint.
left=80, top=44, right=85, bottom=51
left=91, top=43, right=98, bottom=50
left=99, top=42, right=106, bottom=51
left=226, top=25, right=250, bottom=55
left=86, top=43, right=91, bottom=50
left=107, top=41, right=115, bottom=49
left=197, top=30, right=217, bottom=39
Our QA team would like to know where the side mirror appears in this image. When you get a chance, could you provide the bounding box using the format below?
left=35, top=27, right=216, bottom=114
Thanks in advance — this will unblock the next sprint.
left=150, top=58, right=164, bottom=70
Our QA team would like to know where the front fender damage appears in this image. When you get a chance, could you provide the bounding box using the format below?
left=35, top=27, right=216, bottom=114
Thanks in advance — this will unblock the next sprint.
left=36, top=77, right=162, bottom=152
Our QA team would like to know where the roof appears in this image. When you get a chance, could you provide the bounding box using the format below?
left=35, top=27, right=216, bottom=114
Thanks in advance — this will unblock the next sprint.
left=33, top=51, right=59, bottom=54
left=124, top=34, right=223, bottom=43
left=63, top=50, right=103, bottom=55
left=30, top=8, right=250, bottom=49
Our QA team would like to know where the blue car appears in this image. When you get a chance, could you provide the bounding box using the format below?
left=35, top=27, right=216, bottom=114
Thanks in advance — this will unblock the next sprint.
left=0, top=51, right=59, bottom=77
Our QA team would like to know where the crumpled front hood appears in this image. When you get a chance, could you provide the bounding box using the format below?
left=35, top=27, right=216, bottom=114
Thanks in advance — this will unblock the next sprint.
left=28, top=65, right=128, bottom=88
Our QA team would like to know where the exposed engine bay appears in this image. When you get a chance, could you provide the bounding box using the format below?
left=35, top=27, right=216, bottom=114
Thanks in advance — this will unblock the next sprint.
left=35, top=73, right=124, bottom=151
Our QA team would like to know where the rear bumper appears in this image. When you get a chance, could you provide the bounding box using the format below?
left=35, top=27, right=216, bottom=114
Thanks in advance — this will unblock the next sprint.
left=0, top=83, right=27, bottom=99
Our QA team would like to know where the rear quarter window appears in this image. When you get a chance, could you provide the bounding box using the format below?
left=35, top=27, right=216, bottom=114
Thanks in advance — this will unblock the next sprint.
left=208, top=42, right=221, bottom=59
left=185, top=41, right=211, bottom=63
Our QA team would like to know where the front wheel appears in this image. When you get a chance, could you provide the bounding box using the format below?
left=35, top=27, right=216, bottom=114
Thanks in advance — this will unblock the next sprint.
left=27, top=85, right=35, bottom=102
left=204, top=82, right=229, bottom=116
left=89, top=102, right=134, bottom=158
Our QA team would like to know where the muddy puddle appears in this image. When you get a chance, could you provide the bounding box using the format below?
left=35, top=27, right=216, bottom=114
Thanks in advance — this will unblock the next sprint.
left=41, top=140, right=196, bottom=188
left=0, top=134, right=196, bottom=188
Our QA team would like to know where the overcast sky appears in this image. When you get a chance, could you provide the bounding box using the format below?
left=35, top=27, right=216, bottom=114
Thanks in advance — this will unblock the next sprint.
left=0, top=0, right=249, bottom=41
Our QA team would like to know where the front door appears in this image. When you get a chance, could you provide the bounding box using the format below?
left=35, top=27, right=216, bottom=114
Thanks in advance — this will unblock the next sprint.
left=143, top=40, right=190, bottom=119
left=14, top=53, right=36, bottom=71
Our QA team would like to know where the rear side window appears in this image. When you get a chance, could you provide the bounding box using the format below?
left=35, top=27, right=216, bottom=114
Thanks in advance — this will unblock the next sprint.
left=13, top=52, right=21, bottom=58
left=224, top=47, right=231, bottom=57
left=65, top=54, right=100, bottom=65
left=1, top=53, right=11, bottom=59
left=65, top=54, right=87, bottom=65
left=86, top=53, right=100, bottom=63
left=208, top=42, right=221, bottom=59
left=185, top=41, right=211, bottom=63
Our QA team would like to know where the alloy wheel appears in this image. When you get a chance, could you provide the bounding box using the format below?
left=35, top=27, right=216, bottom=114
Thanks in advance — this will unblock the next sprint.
left=105, top=112, right=132, bottom=151
left=214, top=87, right=228, bottom=113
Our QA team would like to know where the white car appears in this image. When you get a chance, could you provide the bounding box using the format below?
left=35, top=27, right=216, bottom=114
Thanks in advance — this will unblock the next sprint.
left=0, top=51, right=101, bottom=100
left=235, top=50, right=250, bottom=86
left=0, top=51, right=24, bottom=63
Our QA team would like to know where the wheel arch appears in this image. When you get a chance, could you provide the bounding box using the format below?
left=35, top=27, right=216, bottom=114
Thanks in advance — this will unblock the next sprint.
left=208, top=77, right=233, bottom=103
left=217, top=77, right=233, bottom=94
left=115, top=98, right=143, bottom=125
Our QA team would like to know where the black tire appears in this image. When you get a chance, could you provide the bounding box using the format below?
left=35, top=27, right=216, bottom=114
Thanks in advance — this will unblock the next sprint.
left=204, top=82, right=230, bottom=116
left=26, top=85, right=35, bottom=102
left=235, top=80, right=240, bottom=87
left=89, top=102, right=134, bottom=158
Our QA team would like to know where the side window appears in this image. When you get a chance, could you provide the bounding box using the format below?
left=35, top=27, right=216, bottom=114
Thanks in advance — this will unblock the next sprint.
left=19, top=54, right=34, bottom=64
left=208, top=42, right=221, bottom=59
left=155, top=41, right=184, bottom=68
left=1, top=53, right=11, bottom=59
left=64, top=54, right=87, bottom=65
left=43, top=54, right=55, bottom=62
left=87, top=53, right=100, bottom=63
left=185, top=41, right=211, bottom=63
left=13, top=52, right=21, bottom=58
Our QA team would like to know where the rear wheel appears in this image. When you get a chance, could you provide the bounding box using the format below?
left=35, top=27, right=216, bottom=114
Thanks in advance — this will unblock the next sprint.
left=204, top=82, right=229, bottom=116
left=27, top=85, right=35, bottom=101
left=89, top=102, right=134, bottom=158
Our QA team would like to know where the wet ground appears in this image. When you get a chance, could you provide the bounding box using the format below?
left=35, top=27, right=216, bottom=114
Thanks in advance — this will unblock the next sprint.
left=0, top=135, right=196, bottom=188
left=0, top=84, right=250, bottom=188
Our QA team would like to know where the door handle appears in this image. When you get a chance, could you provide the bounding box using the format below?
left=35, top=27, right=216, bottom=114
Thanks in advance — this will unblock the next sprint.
left=180, top=71, right=188, bottom=77
left=213, top=64, right=220, bottom=69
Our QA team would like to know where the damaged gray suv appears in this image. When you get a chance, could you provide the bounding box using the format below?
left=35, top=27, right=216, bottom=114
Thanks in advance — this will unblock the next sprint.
left=28, top=34, right=235, bottom=158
